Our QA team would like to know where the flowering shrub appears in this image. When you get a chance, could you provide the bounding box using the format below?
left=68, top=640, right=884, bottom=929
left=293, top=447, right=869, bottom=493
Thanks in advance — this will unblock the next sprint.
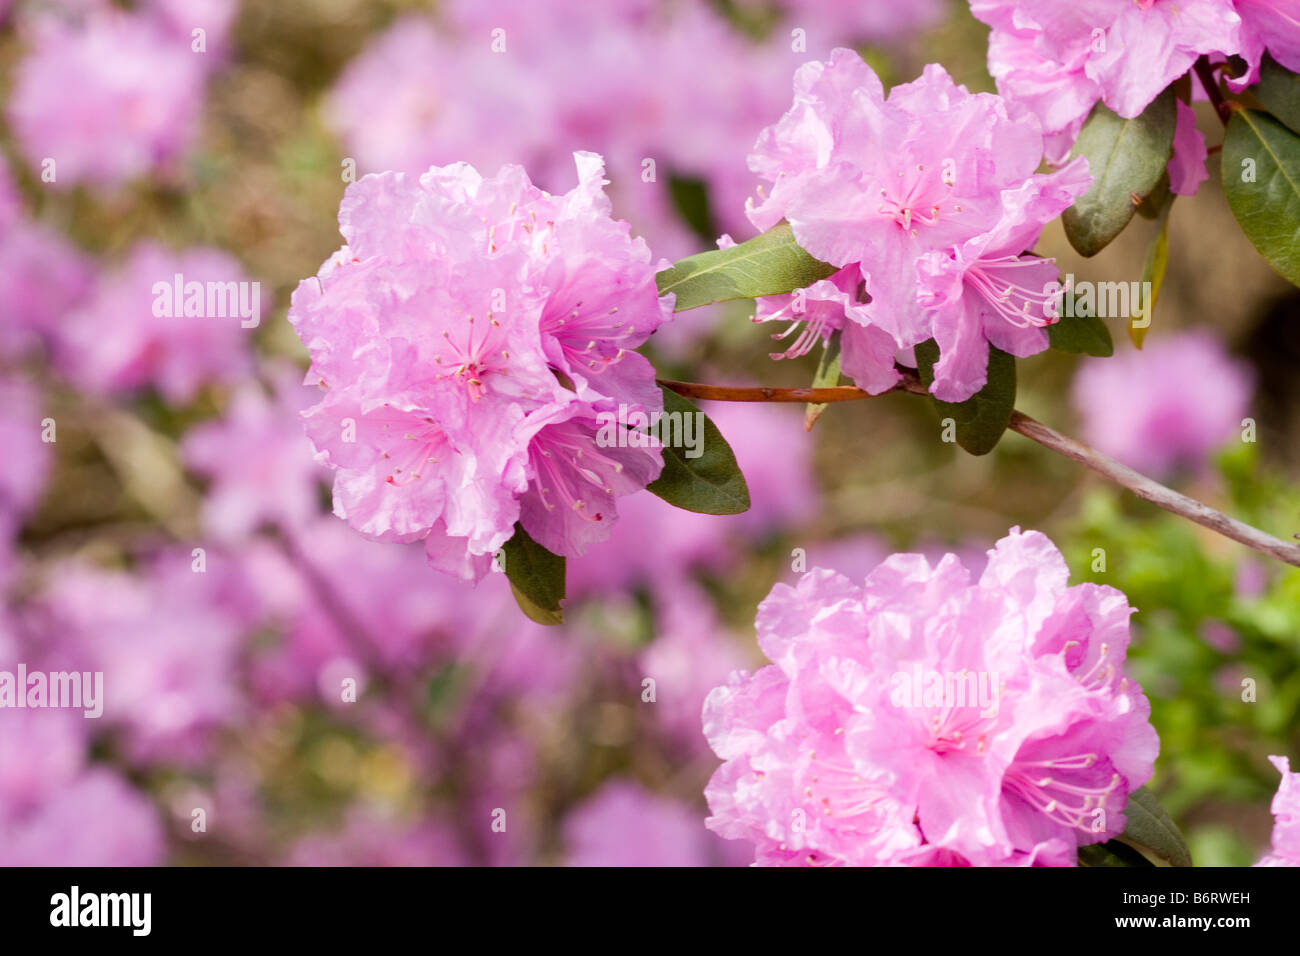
left=0, top=0, right=1298, bottom=874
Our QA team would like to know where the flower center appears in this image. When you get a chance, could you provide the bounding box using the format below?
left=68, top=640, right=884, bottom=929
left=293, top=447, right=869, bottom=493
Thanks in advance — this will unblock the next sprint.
left=966, top=255, right=1058, bottom=329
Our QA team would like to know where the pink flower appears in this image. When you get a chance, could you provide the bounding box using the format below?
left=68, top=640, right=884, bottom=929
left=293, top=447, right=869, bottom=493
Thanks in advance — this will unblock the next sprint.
left=0, top=158, right=93, bottom=360
left=1168, top=100, right=1210, bottom=196
left=183, top=363, right=329, bottom=542
left=326, top=16, right=550, bottom=181
left=241, top=518, right=516, bottom=704
left=639, top=584, right=753, bottom=754
left=565, top=781, right=745, bottom=867
left=1256, top=755, right=1300, bottom=866
left=34, top=555, right=251, bottom=766
left=0, top=769, right=165, bottom=866
left=56, top=241, right=254, bottom=403
left=0, top=373, right=51, bottom=526
left=748, top=51, right=1089, bottom=401
left=703, top=528, right=1158, bottom=866
left=1230, top=0, right=1300, bottom=91
left=1070, top=331, right=1254, bottom=478
left=735, top=0, right=944, bottom=44
left=915, top=168, right=1091, bottom=399
left=972, top=1, right=1243, bottom=160
left=0, top=708, right=164, bottom=866
left=289, top=153, right=670, bottom=581
left=289, top=807, right=465, bottom=866
left=7, top=9, right=210, bottom=189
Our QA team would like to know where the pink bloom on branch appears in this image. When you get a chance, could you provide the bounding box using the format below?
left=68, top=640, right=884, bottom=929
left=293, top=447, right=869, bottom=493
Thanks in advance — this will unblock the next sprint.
left=1070, top=331, right=1254, bottom=479
left=972, top=0, right=1244, bottom=160
left=1256, top=755, right=1300, bottom=866
left=703, top=528, right=1158, bottom=866
left=748, top=51, right=1089, bottom=401
left=288, top=153, right=671, bottom=581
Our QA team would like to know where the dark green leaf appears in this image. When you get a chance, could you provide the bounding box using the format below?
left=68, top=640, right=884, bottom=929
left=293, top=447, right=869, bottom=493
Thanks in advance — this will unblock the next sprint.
left=1048, top=301, right=1114, bottom=356
left=1116, top=786, right=1193, bottom=867
left=1222, top=107, right=1300, bottom=288
left=804, top=332, right=842, bottom=431
left=1255, top=53, right=1300, bottom=135
left=1134, top=171, right=1171, bottom=220
left=1063, top=90, right=1178, bottom=257
left=1078, top=840, right=1158, bottom=867
left=500, top=523, right=566, bottom=626
left=655, top=222, right=837, bottom=312
left=667, top=175, right=716, bottom=240
left=914, top=339, right=1017, bottom=456
left=646, top=387, right=750, bottom=514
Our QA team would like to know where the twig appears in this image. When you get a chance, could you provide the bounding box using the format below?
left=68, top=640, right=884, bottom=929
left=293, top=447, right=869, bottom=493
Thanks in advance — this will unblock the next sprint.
left=1008, top=410, right=1300, bottom=568
left=658, top=377, right=928, bottom=403
left=1194, top=57, right=1233, bottom=126
left=658, top=376, right=1300, bottom=569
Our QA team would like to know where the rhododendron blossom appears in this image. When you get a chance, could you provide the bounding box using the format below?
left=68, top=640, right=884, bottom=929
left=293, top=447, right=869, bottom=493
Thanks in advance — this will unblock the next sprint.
left=703, top=529, right=1158, bottom=866
left=289, top=152, right=672, bottom=581
left=971, top=0, right=1244, bottom=162
left=1256, top=755, right=1300, bottom=866
left=1230, top=0, right=1300, bottom=90
left=748, top=51, right=1090, bottom=401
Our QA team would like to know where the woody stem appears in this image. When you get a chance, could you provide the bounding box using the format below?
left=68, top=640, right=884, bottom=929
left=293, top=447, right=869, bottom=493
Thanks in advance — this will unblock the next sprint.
left=657, top=375, right=1300, bottom=569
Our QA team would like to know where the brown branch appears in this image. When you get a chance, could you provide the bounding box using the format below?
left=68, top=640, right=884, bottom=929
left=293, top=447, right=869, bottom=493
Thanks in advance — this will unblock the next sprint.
left=659, top=376, right=1300, bottom=569
left=658, top=377, right=927, bottom=403
left=1008, top=411, right=1300, bottom=568
left=1194, top=57, right=1233, bottom=127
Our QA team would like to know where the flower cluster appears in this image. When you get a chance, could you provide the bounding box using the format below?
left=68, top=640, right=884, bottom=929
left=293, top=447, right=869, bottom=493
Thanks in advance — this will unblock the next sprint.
left=748, top=51, right=1091, bottom=401
left=703, top=528, right=1158, bottom=866
left=289, top=152, right=673, bottom=581
left=971, top=1, right=1300, bottom=170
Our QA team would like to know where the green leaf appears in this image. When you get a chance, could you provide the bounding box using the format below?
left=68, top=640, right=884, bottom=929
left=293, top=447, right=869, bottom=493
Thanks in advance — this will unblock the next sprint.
left=500, top=523, right=566, bottom=626
left=1134, top=170, right=1171, bottom=220
left=1222, top=107, right=1300, bottom=288
left=667, top=174, right=716, bottom=240
left=804, top=332, right=842, bottom=431
left=1063, top=89, right=1178, bottom=257
left=914, top=339, right=1017, bottom=456
left=655, top=222, right=837, bottom=312
left=1048, top=300, right=1114, bottom=356
left=1116, top=786, right=1193, bottom=867
left=646, top=387, right=751, bottom=514
left=1130, top=201, right=1172, bottom=348
left=1255, top=53, right=1300, bottom=135
left=1078, top=840, right=1158, bottom=867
